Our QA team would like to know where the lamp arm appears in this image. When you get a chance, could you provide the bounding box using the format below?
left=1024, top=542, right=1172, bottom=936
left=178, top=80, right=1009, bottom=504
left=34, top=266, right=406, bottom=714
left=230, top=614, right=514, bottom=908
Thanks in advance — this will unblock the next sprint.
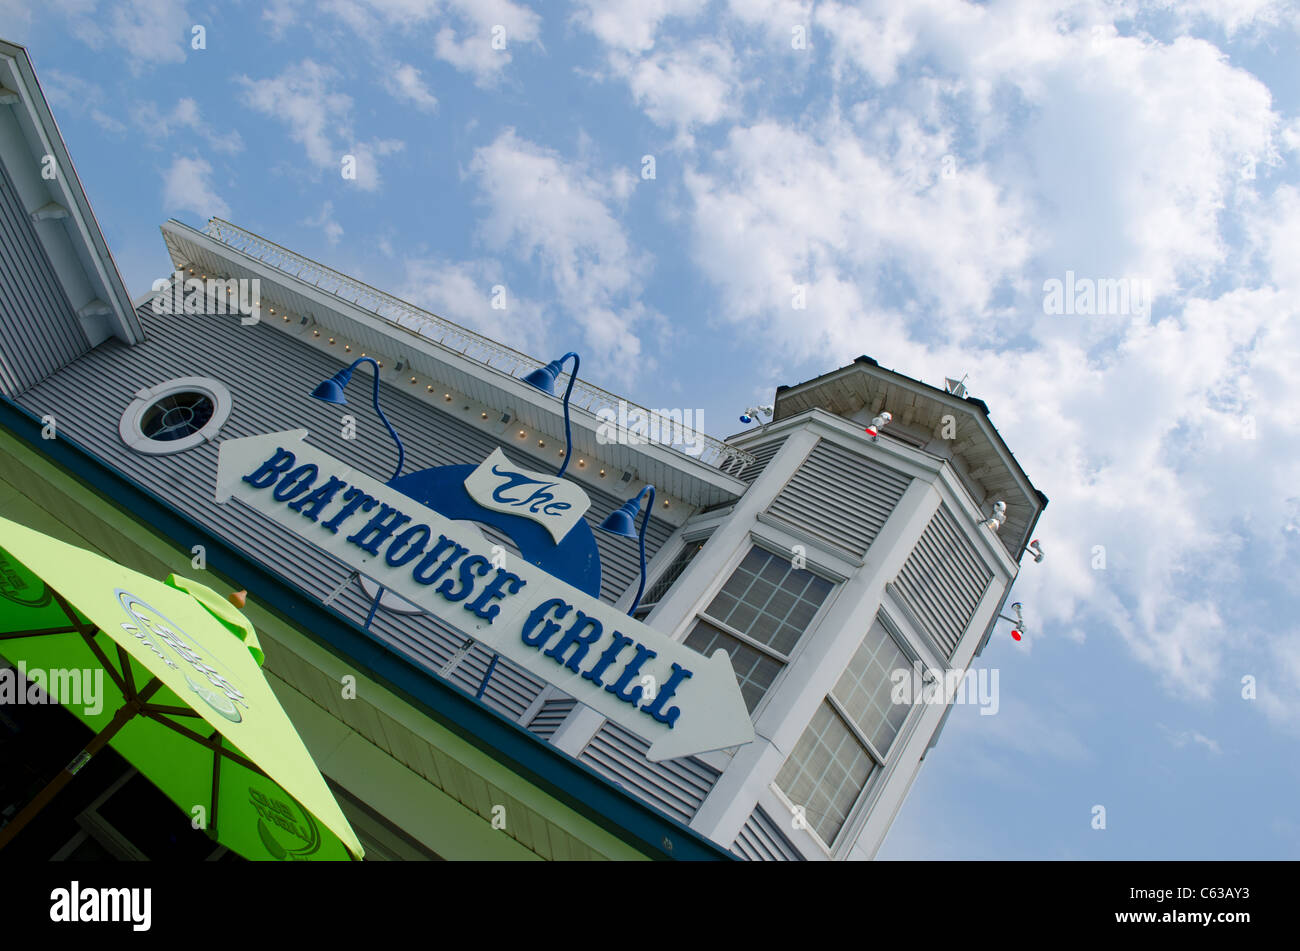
left=353, top=357, right=405, bottom=481
left=555, top=352, right=579, bottom=478
left=628, top=485, right=654, bottom=616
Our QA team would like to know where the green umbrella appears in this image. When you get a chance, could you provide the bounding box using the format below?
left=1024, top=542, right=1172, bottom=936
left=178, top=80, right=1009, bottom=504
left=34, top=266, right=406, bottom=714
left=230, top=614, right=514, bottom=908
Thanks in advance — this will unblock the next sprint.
left=0, top=514, right=364, bottom=860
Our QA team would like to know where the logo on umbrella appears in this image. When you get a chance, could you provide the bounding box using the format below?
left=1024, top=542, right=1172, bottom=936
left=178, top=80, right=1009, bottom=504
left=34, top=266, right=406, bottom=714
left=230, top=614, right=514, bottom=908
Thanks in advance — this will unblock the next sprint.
left=249, top=787, right=322, bottom=860
left=0, top=549, right=52, bottom=608
left=115, top=590, right=250, bottom=723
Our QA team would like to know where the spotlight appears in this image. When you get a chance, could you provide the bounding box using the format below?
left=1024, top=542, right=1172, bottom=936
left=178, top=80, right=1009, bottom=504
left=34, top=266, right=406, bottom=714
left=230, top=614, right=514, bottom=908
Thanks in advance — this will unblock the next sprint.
left=981, top=500, right=1007, bottom=532
left=1028, top=539, right=1045, bottom=563
left=739, top=405, right=773, bottom=425
left=865, top=411, right=892, bottom=441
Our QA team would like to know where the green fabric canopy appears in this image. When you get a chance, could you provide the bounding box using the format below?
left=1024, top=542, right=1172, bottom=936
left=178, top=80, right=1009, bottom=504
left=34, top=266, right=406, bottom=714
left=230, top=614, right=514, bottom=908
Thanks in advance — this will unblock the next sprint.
left=0, top=514, right=364, bottom=860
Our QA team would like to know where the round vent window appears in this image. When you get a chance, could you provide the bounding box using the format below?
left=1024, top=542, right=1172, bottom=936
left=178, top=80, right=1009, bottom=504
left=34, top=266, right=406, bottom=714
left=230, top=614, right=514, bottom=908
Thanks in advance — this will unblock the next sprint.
left=120, top=377, right=232, bottom=455
left=139, top=392, right=216, bottom=441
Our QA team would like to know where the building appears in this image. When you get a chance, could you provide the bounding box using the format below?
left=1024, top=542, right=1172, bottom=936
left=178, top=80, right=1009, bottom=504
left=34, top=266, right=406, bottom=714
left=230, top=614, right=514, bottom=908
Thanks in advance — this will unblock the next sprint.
left=0, top=38, right=1045, bottom=860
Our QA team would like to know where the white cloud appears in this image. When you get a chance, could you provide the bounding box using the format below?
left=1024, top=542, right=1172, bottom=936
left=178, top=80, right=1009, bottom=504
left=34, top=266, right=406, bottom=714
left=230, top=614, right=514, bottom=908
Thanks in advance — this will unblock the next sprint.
left=571, top=0, right=707, bottom=53
left=675, top=0, right=1300, bottom=716
left=40, top=69, right=127, bottom=134
left=236, top=60, right=402, bottom=191
left=468, top=129, right=654, bottom=374
left=618, top=39, right=741, bottom=135
left=383, top=63, right=439, bottom=112
left=303, top=201, right=344, bottom=246
left=107, top=0, right=192, bottom=68
left=317, top=0, right=541, bottom=84
left=397, top=258, right=549, bottom=357
left=1159, top=724, right=1224, bottom=755
left=161, top=156, right=230, bottom=219
left=132, top=97, right=244, bottom=154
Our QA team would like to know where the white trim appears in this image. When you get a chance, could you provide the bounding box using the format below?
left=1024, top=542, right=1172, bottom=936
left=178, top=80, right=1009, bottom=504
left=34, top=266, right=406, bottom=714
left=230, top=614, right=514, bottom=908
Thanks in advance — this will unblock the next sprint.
left=118, top=376, right=232, bottom=455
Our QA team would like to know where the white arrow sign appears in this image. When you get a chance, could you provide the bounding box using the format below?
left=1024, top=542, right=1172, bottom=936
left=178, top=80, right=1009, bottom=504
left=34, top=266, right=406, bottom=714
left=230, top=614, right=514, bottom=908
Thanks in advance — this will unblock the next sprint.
left=215, top=430, right=755, bottom=761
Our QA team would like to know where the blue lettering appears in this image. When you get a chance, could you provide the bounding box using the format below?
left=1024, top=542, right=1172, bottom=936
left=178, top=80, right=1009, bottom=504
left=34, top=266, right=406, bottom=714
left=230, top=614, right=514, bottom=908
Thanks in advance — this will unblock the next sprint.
left=288, top=475, right=347, bottom=522
left=411, top=536, right=465, bottom=586
left=542, top=610, right=603, bottom=672
left=273, top=464, right=318, bottom=502
left=582, top=633, right=634, bottom=687
left=605, top=644, right=657, bottom=705
left=464, top=568, right=526, bottom=622
left=347, top=503, right=412, bottom=555
left=522, top=599, right=570, bottom=648
left=640, top=662, right=692, bottom=727
left=243, top=448, right=296, bottom=488
left=437, top=554, right=490, bottom=602
left=320, top=487, right=377, bottom=534
left=386, top=524, right=432, bottom=567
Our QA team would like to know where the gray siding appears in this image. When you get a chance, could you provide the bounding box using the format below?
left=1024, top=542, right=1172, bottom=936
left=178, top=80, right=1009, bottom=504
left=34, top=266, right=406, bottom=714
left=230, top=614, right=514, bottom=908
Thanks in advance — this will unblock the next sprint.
left=0, top=162, right=89, bottom=397
left=527, top=696, right=577, bottom=741
left=719, top=436, right=785, bottom=484
left=577, top=720, right=721, bottom=825
left=766, top=439, right=911, bottom=557
left=891, top=503, right=993, bottom=659
left=13, top=304, right=674, bottom=724
left=731, top=804, right=803, bottom=861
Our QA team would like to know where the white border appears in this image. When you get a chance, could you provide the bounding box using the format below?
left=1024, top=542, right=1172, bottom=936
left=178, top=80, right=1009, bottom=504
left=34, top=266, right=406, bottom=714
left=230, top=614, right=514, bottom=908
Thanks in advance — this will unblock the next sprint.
left=118, top=376, right=233, bottom=455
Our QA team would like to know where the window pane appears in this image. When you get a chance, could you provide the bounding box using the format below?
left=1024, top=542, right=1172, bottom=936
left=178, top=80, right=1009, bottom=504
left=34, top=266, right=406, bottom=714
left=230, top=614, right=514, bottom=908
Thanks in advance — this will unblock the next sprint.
left=703, top=547, right=834, bottom=656
left=776, top=702, right=875, bottom=846
left=640, top=536, right=710, bottom=609
left=833, top=617, right=912, bottom=756
left=684, top=620, right=780, bottom=713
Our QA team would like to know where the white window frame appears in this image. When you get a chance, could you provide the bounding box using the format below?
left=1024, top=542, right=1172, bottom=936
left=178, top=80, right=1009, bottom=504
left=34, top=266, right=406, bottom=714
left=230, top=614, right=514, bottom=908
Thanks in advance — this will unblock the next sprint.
left=771, top=610, right=925, bottom=856
left=685, top=538, right=840, bottom=720
left=118, top=376, right=232, bottom=455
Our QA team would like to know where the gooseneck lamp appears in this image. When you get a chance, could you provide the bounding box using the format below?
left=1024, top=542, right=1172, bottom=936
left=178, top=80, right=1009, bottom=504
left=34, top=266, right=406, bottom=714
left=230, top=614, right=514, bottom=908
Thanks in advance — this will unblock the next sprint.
left=599, top=484, right=655, bottom=616
left=522, top=351, right=579, bottom=478
left=311, top=357, right=405, bottom=482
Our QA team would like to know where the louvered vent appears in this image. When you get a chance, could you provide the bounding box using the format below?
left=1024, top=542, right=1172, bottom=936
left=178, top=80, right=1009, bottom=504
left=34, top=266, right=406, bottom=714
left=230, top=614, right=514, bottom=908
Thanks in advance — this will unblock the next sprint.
left=891, top=504, right=993, bottom=659
left=766, top=439, right=911, bottom=556
left=0, top=162, right=89, bottom=396
left=527, top=696, right=577, bottom=741
left=578, top=721, right=722, bottom=825
left=720, top=437, right=786, bottom=484
left=731, top=805, right=803, bottom=861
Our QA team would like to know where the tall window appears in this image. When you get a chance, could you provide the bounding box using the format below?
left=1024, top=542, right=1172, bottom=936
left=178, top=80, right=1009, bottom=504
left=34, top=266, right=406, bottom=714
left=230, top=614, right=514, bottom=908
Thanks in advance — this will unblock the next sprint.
left=775, top=615, right=912, bottom=848
left=683, top=547, right=834, bottom=713
left=633, top=534, right=711, bottom=621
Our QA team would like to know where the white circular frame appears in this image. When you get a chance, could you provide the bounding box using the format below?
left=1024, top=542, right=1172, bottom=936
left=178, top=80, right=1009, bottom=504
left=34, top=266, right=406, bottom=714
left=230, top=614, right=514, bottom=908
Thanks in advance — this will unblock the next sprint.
left=119, top=376, right=233, bottom=455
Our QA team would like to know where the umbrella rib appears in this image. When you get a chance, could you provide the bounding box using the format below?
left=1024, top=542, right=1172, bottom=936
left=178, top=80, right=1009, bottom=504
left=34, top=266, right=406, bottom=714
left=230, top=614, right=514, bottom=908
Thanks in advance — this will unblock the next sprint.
left=142, top=710, right=265, bottom=775
left=117, top=644, right=136, bottom=697
left=79, top=628, right=128, bottom=697
left=139, top=703, right=202, bottom=718
left=210, top=733, right=222, bottom=841
left=0, top=625, right=82, bottom=640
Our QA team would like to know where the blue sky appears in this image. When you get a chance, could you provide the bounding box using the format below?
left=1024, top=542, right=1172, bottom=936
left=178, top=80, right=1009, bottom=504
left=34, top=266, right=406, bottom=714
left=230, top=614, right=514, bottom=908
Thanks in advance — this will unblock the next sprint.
left=3, top=0, right=1299, bottom=858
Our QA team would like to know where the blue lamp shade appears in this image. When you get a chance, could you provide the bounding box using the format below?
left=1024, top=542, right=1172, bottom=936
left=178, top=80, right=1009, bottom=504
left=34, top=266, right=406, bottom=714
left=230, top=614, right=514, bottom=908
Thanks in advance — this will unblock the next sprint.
left=311, top=369, right=353, bottom=404
left=522, top=359, right=565, bottom=396
left=598, top=499, right=642, bottom=539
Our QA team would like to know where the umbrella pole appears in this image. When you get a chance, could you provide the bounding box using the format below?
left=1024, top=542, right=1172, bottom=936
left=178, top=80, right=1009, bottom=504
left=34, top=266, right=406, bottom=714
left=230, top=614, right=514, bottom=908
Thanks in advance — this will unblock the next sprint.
left=0, top=680, right=159, bottom=851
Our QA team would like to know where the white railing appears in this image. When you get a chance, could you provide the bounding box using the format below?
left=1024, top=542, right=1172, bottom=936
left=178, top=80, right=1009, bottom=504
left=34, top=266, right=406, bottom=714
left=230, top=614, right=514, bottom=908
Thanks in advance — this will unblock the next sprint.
left=200, top=218, right=756, bottom=474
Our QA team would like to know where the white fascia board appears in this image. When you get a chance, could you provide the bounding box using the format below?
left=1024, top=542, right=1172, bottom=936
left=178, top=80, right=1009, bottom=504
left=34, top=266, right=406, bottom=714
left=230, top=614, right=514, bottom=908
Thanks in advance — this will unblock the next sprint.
left=0, top=40, right=142, bottom=346
left=161, top=219, right=750, bottom=509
